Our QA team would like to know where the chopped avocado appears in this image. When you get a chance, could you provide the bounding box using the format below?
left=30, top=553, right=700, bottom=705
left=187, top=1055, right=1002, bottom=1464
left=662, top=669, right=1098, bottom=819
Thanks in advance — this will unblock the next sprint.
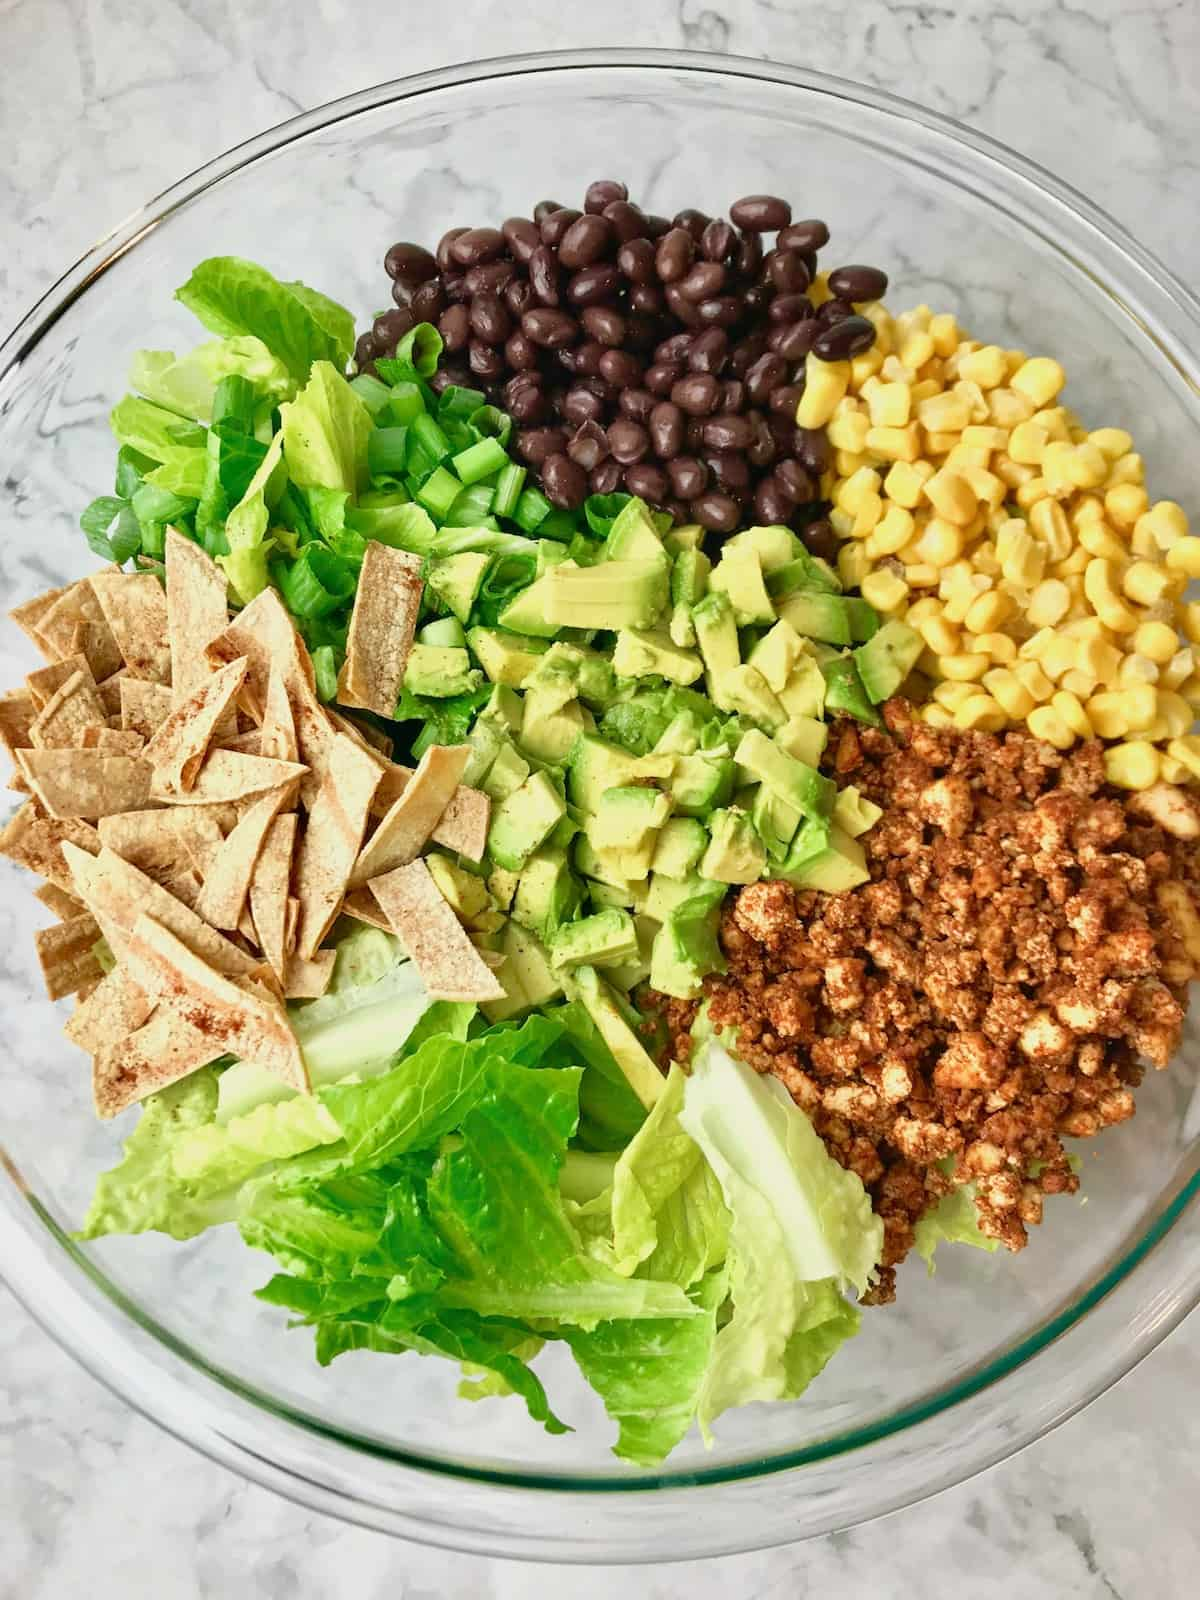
left=567, top=733, right=640, bottom=811
left=487, top=769, right=565, bottom=871
left=480, top=682, right=524, bottom=734
left=747, top=617, right=805, bottom=693
left=650, top=816, right=709, bottom=878
left=487, top=865, right=520, bottom=910
left=589, top=785, right=672, bottom=852
left=778, top=590, right=853, bottom=647
left=752, top=785, right=803, bottom=860
left=551, top=907, right=641, bottom=971
left=586, top=877, right=638, bottom=911
left=779, top=822, right=870, bottom=892
left=776, top=652, right=828, bottom=719
left=833, top=784, right=884, bottom=838
left=461, top=717, right=503, bottom=787
left=668, top=603, right=697, bottom=649
left=481, top=740, right=530, bottom=801
left=856, top=619, right=923, bottom=703
left=425, top=854, right=491, bottom=922
left=671, top=547, right=711, bottom=608
left=692, top=590, right=741, bottom=707
left=402, top=643, right=479, bottom=697
left=574, top=835, right=627, bottom=887
left=845, top=597, right=880, bottom=643
left=735, top=728, right=837, bottom=823
left=669, top=752, right=734, bottom=817
left=542, top=560, right=669, bottom=631
left=776, top=715, right=829, bottom=768
left=663, top=522, right=704, bottom=556
left=764, top=549, right=842, bottom=598
left=699, top=807, right=767, bottom=884
left=482, top=920, right=563, bottom=1022
left=722, top=664, right=786, bottom=730
left=496, top=569, right=568, bottom=638
left=604, top=498, right=670, bottom=567
left=654, top=709, right=703, bottom=757
left=822, top=654, right=883, bottom=726
left=427, top=552, right=490, bottom=624
left=564, top=966, right=665, bottom=1109
left=583, top=828, right=657, bottom=883
left=419, top=615, right=467, bottom=647
left=537, top=538, right=572, bottom=574
left=520, top=686, right=587, bottom=764
left=524, top=641, right=616, bottom=711
left=606, top=911, right=658, bottom=993
left=512, top=849, right=582, bottom=941
left=649, top=878, right=728, bottom=999
left=613, top=628, right=703, bottom=685
left=709, top=546, right=776, bottom=626
left=722, top=524, right=799, bottom=573
left=468, top=627, right=549, bottom=688
left=646, top=869, right=706, bottom=923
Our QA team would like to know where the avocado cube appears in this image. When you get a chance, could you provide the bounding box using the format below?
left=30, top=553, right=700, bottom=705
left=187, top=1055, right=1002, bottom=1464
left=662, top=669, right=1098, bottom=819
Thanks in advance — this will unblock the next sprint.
left=692, top=590, right=741, bottom=704
left=481, top=920, right=563, bottom=1022
left=856, top=619, right=924, bottom=704
left=751, top=785, right=804, bottom=860
left=669, top=752, right=734, bottom=818
left=481, top=741, right=531, bottom=801
left=402, top=643, right=478, bottom=698
left=648, top=878, right=728, bottom=999
left=654, top=710, right=703, bottom=758
left=604, top=499, right=670, bottom=564
left=425, top=853, right=491, bottom=922
left=650, top=816, right=709, bottom=879
left=747, top=617, right=805, bottom=693
left=722, top=664, right=786, bottom=730
left=709, top=546, right=776, bottom=626
left=468, top=627, right=549, bottom=688
left=520, top=687, right=588, bottom=764
left=763, top=547, right=842, bottom=598
left=833, top=784, right=884, bottom=838
left=671, top=547, right=711, bottom=609
left=776, top=652, right=827, bottom=719
left=524, top=641, right=616, bottom=711
left=822, top=654, right=883, bottom=726
left=487, top=770, right=565, bottom=871
left=612, top=627, right=703, bottom=686
left=461, top=717, right=504, bottom=787
left=512, top=850, right=582, bottom=941
left=723, top=524, right=799, bottom=573
left=663, top=522, right=705, bottom=556
left=589, top=785, right=672, bottom=852
left=776, top=716, right=829, bottom=768
left=778, top=822, right=870, bottom=893
left=778, top=590, right=853, bottom=647
left=645, top=869, right=707, bottom=923
left=668, top=602, right=697, bottom=649
left=567, top=733, right=640, bottom=811
left=735, top=728, right=836, bottom=823
left=427, top=552, right=490, bottom=624
left=537, top=538, right=572, bottom=574
left=497, top=570, right=568, bottom=639
left=481, top=682, right=524, bottom=734
left=845, top=597, right=880, bottom=643
left=487, top=865, right=520, bottom=910
left=586, top=877, right=638, bottom=911
left=563, top=966, right=665, bottom=1110
left=550, top=907, right=641, bottom=971
left=543, top=560, right=670, bottom=631
left=699, top=807, right=767, bottom=885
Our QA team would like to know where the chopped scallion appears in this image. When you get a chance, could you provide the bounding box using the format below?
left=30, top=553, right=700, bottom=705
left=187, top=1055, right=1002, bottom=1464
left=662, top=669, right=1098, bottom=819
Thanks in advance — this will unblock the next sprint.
left=452, top=436, right=508, bottom=486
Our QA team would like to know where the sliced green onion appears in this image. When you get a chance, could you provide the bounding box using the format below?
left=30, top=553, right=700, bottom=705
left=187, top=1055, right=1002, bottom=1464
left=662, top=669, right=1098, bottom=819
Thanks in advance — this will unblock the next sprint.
left=385, top=381, right=426, bottom=426
left=584, top=492, right=632, bottom=537
left=416, top=465, right=462, bottom=520
left=482, top=552, right=538, bottom=602
left=367, top=426, right=409, bottom=478
left=419, top=616, right=467, bottom=647
left=211, top=374, right=257, bottom=431
left=377, top=323, right=443, bottom=382
left=410, top=412, right=451, bottom=464
left=441, top=418, right=476, bottom=456
left=437, top=384, right=487, bottom=421
left=276, top=545, right=357, bottom=619
left=453, top=436, right=508, bottom=486
left=468, top=404, right=512, bottom=447
left=139, top=520, right=167, bottom=559
left=492, top=461, right=527, bottom=519
left=445, top=484, right=495, bottom=525
left=513, top=486, right=553, bottom=533
left=349, top=374, right=394, bottom=415
left=538, top=509, right=578, bottom=543
left=311, top=645, right=340, bottom=704
left=114, top=445, right=155, bottom=499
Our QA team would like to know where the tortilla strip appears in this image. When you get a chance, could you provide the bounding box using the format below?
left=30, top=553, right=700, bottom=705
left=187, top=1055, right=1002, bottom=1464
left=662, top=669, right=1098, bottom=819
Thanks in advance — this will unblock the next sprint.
left=34, top=911, right=103, bottom=1000
left=336, top=543, right=423, bottom=717
left=93, top=1007, right=224, bottom=1119
left=82, top=727, right=145, bottom=755
left=16, top=749, right=152, bottom=820
left=261, top=664, right=298, bottom=764
left=293, top=732, right=382, bottom=960
left=34, top=881, right=85, bottom=919
left=351, top=745, right=471, bottom=887
left=143, top=656, right=248, bottom=793
left=205, top=585, right=314, bottom=717
left=163, top=869, right=205, bottom=911
left=10, top=586, right=70, bottom=657
left=26, top=655, right=94, bottom=712
left=159, top=749, right=308, bottom=807
left=369, top=858, right=504, bottom=1002
left=122, top=913, right=308, bottom=1092
left=89, top=572, right=171, bottom=683
left=0, top=803, right=101, bottom=891
left=28, top=669, right=108, bottom=750
left=164, top=530, right=229, bottom=702
left=64, top=842, right=258, bottom=976
left=329, top=708, right=392, bottom=757
left=64, top=965, right=154, bottom=1053
left=35, top=581, right=122, bottom=677
left=96, top=671, right=127, bottom=718
left=196, top=785, right=292, bottom=930
left=285, top=895, right=300, bottom=953
left=70, top=618, right=124, bottom=684
left=341, top=886, right=393, bottom=932
left=247, top=813, right=296, bottom=982
left=431, top=783, right=491, bottom=861
left=217, top=729, right=262, bottom=757
left=0, top=688, right=35, bottom=763
left=119, top=678, right=174, bottom=741
left=98, top=809, right=225, bottom=883
left=284, top=949, right=336, bottom=1000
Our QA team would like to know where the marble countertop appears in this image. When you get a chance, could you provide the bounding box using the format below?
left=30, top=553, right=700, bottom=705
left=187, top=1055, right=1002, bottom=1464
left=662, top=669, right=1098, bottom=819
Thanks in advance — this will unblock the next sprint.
left=3, top=2, right=1199, bottom=1594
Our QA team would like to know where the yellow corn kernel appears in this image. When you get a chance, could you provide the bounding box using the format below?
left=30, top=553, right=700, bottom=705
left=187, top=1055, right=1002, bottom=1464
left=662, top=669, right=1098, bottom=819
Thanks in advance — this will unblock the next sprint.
left=1015, top=476, right=1050, bottom=509
left=1107, top=452, right=1145, bottom=487
left=860, top=568, right=909, bottom=613
left=1005, top=349, right=1027, bottom=376
left=1161, top=755, right=1191, bottom=784
left=1037, top=406, right=1073, bottom=442
left=905, top=595, right=941, bottom=624
left=910, top=378, right=942, bottom=403
left=1084, top=559, right=1138, bottom=633
left=960, top=425, right=1008, bottom=453
left=958, top=465, right=1006, bottom=510
left=1118, top=683, right=1159, bottom=731
left=918, top=615, right=960, bottom=656
left=1027, top=705, right=1075, bottom=750
left=1012, top=660, right=1055, bottom=702
left=938, top=652, right=990, bottom=682
left=912, top=518, right=964, bottom=568
left=835, top=450, right=869, bottom=478
left=1040, top=634, right=1078, bottom=683
left=1122, top=560, right=1176, bottom=607
left=932, top=679, right=980, bottom=711
left=883, top=458, right=936, bottom=508
left=1104, top=741, right=1161, bottom=791
left=905, top=563, right=940, bottom=589
left=1167, top=736, right=1200, bottom=779
left=1076, top=636, right=1123, bottom=682
left=921, top=703, right=955, bottom=729
left=865, top=423, right=920, bottom=463
left=838, top=543, right=870, bottom=588
left=1025, top=578, right=1071, bottom=627
left=881, top=355, right=918, bottom=385
left=1137, top=501, right=1189, bottom=551
left=1104, top=483, right=1149, bottom=529
left=1040, top=440, right=1077, bottom=497
left=916, top=391, right=970, bottom=434
left=1180, top=604, right=1200, bottom=646
left=1012, top=357, right=1066, bottom=406
left=1066, top=442, right=1110, bottom=489
left=1051, top=690, right=1093, bottom=739
left=1027, top=497, right=1071, bottom=562
left=1155, top=690, right=1193, bottom=739
left=1061, top=669, right=1099, bottom=699
left=827, top=409, right=872, bottom=454
left=1054, top=547, right=1091, bottom=580
left=1162, top=647, right=1197, bottom=691
left=1077, top=519, right=1126, bottom=563
left=929, top=313, right=959, bottom=357
left=963, top=590, right=1013, bottom=635
left=989, top=388, right=1036, bottom=428
left=1133, top=620, right=1180, bottom=666
left=1119, top=654, right=1160, bottom=689
left=1061, top=615, right=1114, bottom=641
left=983, top=668, right=1035, bottom=719
left=1089, top=427, right=1132, bottom=461
left=1086, top=692, right=1130, bottom=739
left=865, top=381, right=912, bottom=428
left=953, top=693, right=1007, bottom=732
left=957, top=346, right=1008, bottom=390
left=991, top=455, right=1035, bottom=491
left=1019, top=626, right=1056, bottom=660
left=974, top=631, right=1018, bottom=663
left=796, top=355, right=850, bottom=429
left=1008, top=420, right=1048, bottom=466
left=924, top=470, right=978, bottom=526
left=836, top=466, right=882, bottom=515
left=996, top=522, right=1046, bottom=588
left=943, top=443, right=992, bottom=474
left=1166, top=536, right=1200, bottom=578
left=866, top=503, right=915, bottom=556
left=953, top=380, right=990, bottom=424
left=1181, top=675, right=1200, bottom=708
left=849, top=348, right=885, bottom=388
left=896, top=330, right=933, bottom=370
left=849, top=493, right=883, bottom=538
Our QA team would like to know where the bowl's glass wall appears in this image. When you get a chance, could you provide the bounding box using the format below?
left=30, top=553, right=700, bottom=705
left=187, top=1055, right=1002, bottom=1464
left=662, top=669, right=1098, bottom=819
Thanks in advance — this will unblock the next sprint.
left=2, top=58, right=1198, bottom=1552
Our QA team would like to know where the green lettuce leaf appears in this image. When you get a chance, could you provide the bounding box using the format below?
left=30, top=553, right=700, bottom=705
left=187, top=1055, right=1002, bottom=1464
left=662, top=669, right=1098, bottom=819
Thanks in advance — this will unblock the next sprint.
left=110, top=396, right=197, bottom=463
left=279, top=361, right=372, bottom=498
left=129, top=336, right=294, bottom=421
left=219, top=430, right=286, bottom=602
left=176, top=257, right=355, bottom=381
left=913, top=1183, right=999, bottom=1273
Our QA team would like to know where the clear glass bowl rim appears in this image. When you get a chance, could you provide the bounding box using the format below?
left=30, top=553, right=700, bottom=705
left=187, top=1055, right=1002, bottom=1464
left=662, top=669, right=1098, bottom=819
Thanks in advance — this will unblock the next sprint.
left=2, top=46, right=1199, bottom=1560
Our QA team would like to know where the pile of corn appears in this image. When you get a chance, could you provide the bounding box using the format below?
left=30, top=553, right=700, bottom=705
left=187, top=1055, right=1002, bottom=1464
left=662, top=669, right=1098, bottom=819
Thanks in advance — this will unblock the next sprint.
left=796, top=294, right=1200, bottom=791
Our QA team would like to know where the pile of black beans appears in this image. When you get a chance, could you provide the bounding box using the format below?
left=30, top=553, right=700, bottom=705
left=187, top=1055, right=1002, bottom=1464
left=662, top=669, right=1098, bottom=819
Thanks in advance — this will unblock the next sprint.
left=362, top=181, right=888, bottom=545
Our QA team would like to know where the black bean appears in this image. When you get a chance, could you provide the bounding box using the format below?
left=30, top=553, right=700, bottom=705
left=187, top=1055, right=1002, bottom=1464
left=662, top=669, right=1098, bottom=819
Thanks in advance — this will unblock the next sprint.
left=779, top=219, right=830, bottom=254
left=385, top=241, right=438, bottom=289
left=827, top=264, right=889, bottom=302
left=468, top=340, right=506, bottom=380
left=678, top=262, right=726, bottom=303
left=521, top=308, right=578, bottom=348
left=672, top=208, right=710, bottom=242
left=562, top=383, right=607, bottom=426
left=533, top=199, right=565, bottom=224
left=559, top=213, right=614, bottom=269
left=768, top=412, right=800, bottom=453
left=410, top=278, right=446, bottom=322
left=616, top=237, right=656, bottom=284
left=451, top=227, right=506, bottom=266
left=505, top=278, right=535, bottom=318
left=438, top=303, right=470, bottom=353
left=768, top=293, right=814, bottom=326
left=504, top=377, right=545, bottom=422
left=816, top=297, right=856, bottom=329
left=516, top=427, right=568, bottom=466
left=773, top=321, right=821, bottom=362
left=602, top=200, right=648, bottom=242
left=729, top=333, right=768, bottom=376
left=607, top=418, right=650, bottom=465
left=469, top=293, right=511, bottom=344
left=747, top=413, right=777, bottom=467
left=736, top=230, right=764, bottom=276
left=373, top=306, right=414, bottom=348
left=582, top=305, right=626, bottom=346
left=685, top=329, right=728, bottom=374
left=648, top=401, right=684, bottom=458
left=597, top=348, right=642, bottom=388
left=528, top=246, right=562, bottom=306
left=672, top=372, right=721, bottom=415
left=436, top=227, right=468, bottom=271
left=629, top=283, right=666, bottom=315
left=585, top=178, right=628, bottom=214
left=353, top=331, right=376, bottom=371
left=615, top=388, right=653, bottom=425
left=702, top=413, right=754, bottom=451
left=644, top=214, right=671, bottom=238
left=730, top=194, right=792, bottom=231
left=776, top=458, right=816, bottom=502
left=685, top=417, right=706, bottom=451
left=745, top=352, right=787, bottom=404
left=769, top=381, right=805, bottom=416
left=567, top=420, right=610, bottom=468
left=665, top=498, right=693, bottom=524
left=572, top=340, right=607, bottom=377
left=624, top=462, right=670, bottom=503
left=801, top=516, right=839, bottom=562
left=656, top=332, right=695, bottom=365
left=590, top=459, right=624, bottom=494
left=754, top=476, right=794, bottom=525
left=568, top=263, right=621, bottom=306
left=644, top=362, right=682, bottom=397
left=813, top=314, right=877, bottom=360
left=540, top=207, right=582, bottom=246
left=742, top=283, right=771, bottom=318
left=442, top=271, right=469, bottom=303
left=768, top=249, right=811, bottom=294
left=624, top=313, right=661, bottom=350
left=502, top=217, right=541, bottom=264
left=701, top=219, right=737, bottom=262
left=705, top=451, right=750, bottom=491
left=542, top=451, right=588, bottom=509
left=663, top=284, right=704, bottom=328
left=698, top=296, right=743, bottom=329
left=655, top=228, right=694, bottom=283
left=720, top=379, right=746, bottom=413
left=465, top=260, right=515, bottom=296
left=668, top=456, right=708, bottom=499
left=693, top=490, right=740, bottom=532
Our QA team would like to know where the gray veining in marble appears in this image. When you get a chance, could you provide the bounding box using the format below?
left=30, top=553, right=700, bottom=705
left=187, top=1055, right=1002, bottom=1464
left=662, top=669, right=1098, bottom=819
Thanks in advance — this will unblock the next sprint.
left=3, top=2, right=1200, bottom=1595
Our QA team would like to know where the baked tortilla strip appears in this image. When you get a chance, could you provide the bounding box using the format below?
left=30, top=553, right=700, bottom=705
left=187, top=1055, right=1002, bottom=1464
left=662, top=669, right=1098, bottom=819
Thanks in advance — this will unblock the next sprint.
left=96, top=670, right=127, bottom=718
left=34, top=911, right=104, bottom=1000
left=160, top=749, right=308, bottom=806
left=329, top=708, right=392, bottom=757
left=98, top=808, right=225, bottom=884
left=143, top=655, right=248, bottom=793
left=340, top=886, right=393, bottom=932
left=205, top=585, right=314, bottom=718
left=88, top=572, right=171, bottom=683
left=10, top=586, right=70, bottom=658
left=121, top=913, right=308, bottom=1093
left=26, top=654, right=93, bottom=712
left=196, top=785, right=293, bottom=930
left=350, top=745, right=471, bottom=887
left=284, top=896, right=300, bottom=953
left=119, top=678, right=174, bottom=740
left=218, top=729, right=262, bottom=757
left=34, top=881, right=85, bottom=919
left=63, top=841, right=258, bottom=976
left=248, top=813, right=297, bottom=982
left=430, top=783, right=491, bottom=861
left=92, top=1006, right=223, bottom=1119
left=0, top=688, right=35, bottom=765
left=284, top=949, right=336, bottom=1000
left=64, top=965, right=153, bottom=1053
left=336, top=543, right=423, bottom=717
left=16, top=749, right=153, bottom=819
left=0, top=803, right=101, bottom=891
left=82, top=727, right=145, bottom=755
left=164, top=529, right=229, bottom=702
left=28, top=669, right=108, bottom=749
left=369, top=857, right=505, bottom=1002
left=260, top=663, right=298, bottom=764
left=35, top=581, right=122, bottom=677
left=293, top=732, right=382, bottom=960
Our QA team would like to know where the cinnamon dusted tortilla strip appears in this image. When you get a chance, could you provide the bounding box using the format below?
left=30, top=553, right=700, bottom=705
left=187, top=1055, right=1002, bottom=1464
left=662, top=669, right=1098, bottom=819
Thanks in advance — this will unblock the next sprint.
left=341, top=886, right=393, bottom=932
left=0, top=803, right=100, bottom=891
left=431, top=783, right=491, bottom=861
left=143, top=656, right=248, bottom=793
left=163, top=749, right=308, bottom=806
left=34, top=881, right=84, bottom=919
left=36, top=581, right=122, bottom=678
left=64, top=965, right=154, bottom=1053
left=196, top=785, right=293, bottom=931
left=351, top=745, right=471, bottom=887
left=285, top=895, right=300, bottom=953
left=260, top=664, right=298, bottom=764
left=122, top=913, right=308, bottom=1093
left=249, top=813, right=297, bottom=982
left=98, top=809, right=225, bottom=884
left=96, top=671, right=127, bottom=718
left=293, top=732, right=382, bottom=960
left=28, top=669, right=108, bottom=749
left=10, top=586, right=70, bottom=658
left=216, top=728, right=262, bottom=757
left=119, top=678, right=174, bottom=740
left=0, top=688, right=35, bottom=762
left=336, top=543, right=423, bottom=717
left=88, top=572, right=171, bottom=682
left=26, top=655, right=93, bottom=712
left=82, top=727, right=145, bottom=755
left=164, top=530, right=229, bottom=702
left=63, top=842, right=258, bottom=977
left=205, top=585, right=314, bottom=717
left=92, top=1006, right=224, bottom=1119
left=329, top=708, right=392, bottom=757
left=16, top=749, right=153, bottom=819
left=284, top=949, right=336, bottom=1000
left=369, top=857, right=504, bottom=1002
left=34, top=911, right=104, bottom=1000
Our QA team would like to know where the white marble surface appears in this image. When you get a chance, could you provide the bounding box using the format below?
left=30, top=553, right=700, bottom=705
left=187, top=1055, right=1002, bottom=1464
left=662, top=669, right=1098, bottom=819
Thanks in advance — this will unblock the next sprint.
left=3, top=1, right=1200, bottom=1593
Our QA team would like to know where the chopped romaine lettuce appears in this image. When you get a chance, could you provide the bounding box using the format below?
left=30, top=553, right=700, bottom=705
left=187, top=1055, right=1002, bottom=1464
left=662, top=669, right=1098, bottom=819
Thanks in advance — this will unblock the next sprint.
left=279, top=360, right=372, bottom=499
left=129, top=336, right=294, bottom=421
left=175, top=257, right=356, bottom=381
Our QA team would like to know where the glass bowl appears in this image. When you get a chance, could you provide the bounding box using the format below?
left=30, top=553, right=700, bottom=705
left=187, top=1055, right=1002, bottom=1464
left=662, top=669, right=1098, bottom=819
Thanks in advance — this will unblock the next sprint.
left=2, top=49, right=1199, bottom=1565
